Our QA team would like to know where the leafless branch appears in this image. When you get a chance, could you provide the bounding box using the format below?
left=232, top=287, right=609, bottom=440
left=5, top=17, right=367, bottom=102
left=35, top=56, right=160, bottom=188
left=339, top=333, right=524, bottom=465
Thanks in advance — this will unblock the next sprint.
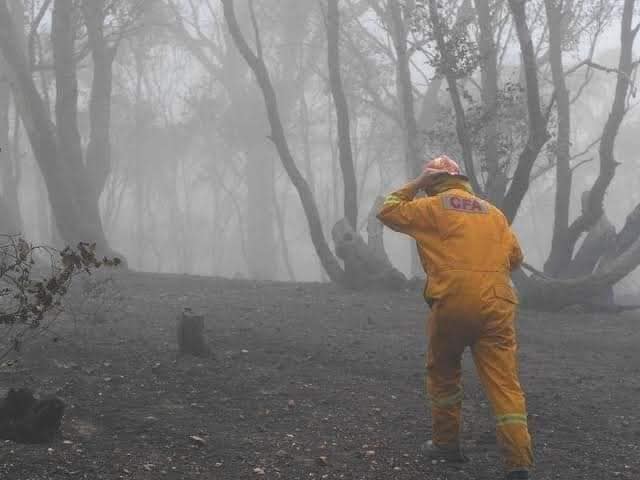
left=248, top=0, right=263, bottom=60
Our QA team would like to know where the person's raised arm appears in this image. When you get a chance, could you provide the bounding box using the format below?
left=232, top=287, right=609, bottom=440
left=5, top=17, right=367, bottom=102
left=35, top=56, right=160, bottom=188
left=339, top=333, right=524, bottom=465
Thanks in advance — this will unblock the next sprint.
left=377, top=172, right=441, bottom=236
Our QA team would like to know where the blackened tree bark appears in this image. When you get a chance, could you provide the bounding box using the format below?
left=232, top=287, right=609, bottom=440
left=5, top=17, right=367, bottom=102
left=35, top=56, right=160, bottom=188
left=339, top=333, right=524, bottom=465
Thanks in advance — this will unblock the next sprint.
left=327, top=0, right=358, bottom=230
left=387, top=0, right=423, bottom=277
left=501, top=0, right=550, bottom=223
left=0, top=66, right=22, bottom=234
left=0, top=0, right=117, bottom=257
left=519, top=198, right=640, bottom=310
left=222, top=0, right=404, bottom=287
left=221, top=0, right=345, bottom=284
left=170, top=0, right=312, bottom=280
left=566, top=0, right=639, bottom=253
left=388, top=0, right=421, bottom=179
left=82, top=0, right=118, bottom=197
left=52, top=0, right=85, bottom=184
left=52, top=0, right=111, bottom=250
left=474, top=0, right=505, bottom=204
left=543, top=0, right=573, bottom=276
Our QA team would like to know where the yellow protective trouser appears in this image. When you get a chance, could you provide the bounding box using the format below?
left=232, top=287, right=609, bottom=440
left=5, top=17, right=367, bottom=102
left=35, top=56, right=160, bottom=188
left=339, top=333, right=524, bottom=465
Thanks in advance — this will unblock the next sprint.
left=426, top=284, right=533, bottom=472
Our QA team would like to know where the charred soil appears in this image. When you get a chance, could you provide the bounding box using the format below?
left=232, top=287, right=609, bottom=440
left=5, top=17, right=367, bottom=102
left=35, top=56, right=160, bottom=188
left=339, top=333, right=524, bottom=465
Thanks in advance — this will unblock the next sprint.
left=1, top=272, right=639, bottom=479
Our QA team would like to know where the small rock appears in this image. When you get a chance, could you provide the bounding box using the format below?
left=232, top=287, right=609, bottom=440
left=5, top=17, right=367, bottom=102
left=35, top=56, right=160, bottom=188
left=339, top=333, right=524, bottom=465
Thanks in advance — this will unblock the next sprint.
left=189, top=435, right=206, bottom=447
left=276, top=450, right=288, bottom=457
left=253, top=467, right=265, bottom=475
left=288, top=400, right=296, bottom=408
left=365, top=450, right=375, bottom=457
left=316, top=456, right=329, bottom=466
left=214, top=462, right=223, bottom=468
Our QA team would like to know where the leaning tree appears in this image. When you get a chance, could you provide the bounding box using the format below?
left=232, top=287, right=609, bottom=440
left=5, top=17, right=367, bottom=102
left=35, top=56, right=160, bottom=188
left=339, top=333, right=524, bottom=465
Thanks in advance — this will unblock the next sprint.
left=220, top=0, right=406, bottom=288
left=419, top=0, right=640, bottom=310
left=219, top=0, right=640, bottom=310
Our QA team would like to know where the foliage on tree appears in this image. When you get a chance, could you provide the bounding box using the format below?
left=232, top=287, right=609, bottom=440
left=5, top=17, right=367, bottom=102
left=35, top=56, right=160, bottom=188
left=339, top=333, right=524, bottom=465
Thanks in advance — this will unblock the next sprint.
left=0, top=235, right=120, bottom=360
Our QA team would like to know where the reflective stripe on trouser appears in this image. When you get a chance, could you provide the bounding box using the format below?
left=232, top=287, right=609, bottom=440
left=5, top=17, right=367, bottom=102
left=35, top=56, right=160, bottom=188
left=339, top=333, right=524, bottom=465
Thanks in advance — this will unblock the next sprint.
left=426, top=293, right=533, bottom=471
left=427, top=383, right=464, bottom=449
left=472, top=326, right=533, bottom=471
left=426, top=311, right=465, bottom=449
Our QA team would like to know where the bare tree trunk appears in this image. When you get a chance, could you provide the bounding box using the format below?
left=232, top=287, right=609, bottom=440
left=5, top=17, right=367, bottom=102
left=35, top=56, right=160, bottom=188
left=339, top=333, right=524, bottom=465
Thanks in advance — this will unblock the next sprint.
left=52, top=0, right=85, bottom=187
left=326, top=0, right=358, bottom=230
left=475, top=0, right=505, bottom=204
left=518, top=217, right=640, bottom=311
left=132, top=46, right=145, bottom=268
left=566, top=0, right=638, bottom=251
left=51, top=0, right=111, bottom=251
left=500, top=0, right=550, bottom=223
left=605, top=203, right=640, bottom=266
left=300, top=92, right=315, bottom=198
left=332, top=217, right=406, bottom=290
left=517, top=198, right=640, bottom=311
left=543, top=0, right=573, bottom=276
left=221, top=0, right=345, bottom=284
left=273, top=184, right=296, bottom=281
left=388, top=0, right=423, bottom=277
left=82, top=0, right=116, bottom=197
left=388, top=0, right=420, bottom=179
left=0, top=68, right=21, bottom=234
left=567, top=214, right=615, bottom=278
left=0, top=0, right=116, bottom=257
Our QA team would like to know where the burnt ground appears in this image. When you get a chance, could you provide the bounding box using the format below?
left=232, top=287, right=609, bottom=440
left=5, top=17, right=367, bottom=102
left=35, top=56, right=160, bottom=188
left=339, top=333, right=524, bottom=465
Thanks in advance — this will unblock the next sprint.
left=1, top=271, right=639, bottom=480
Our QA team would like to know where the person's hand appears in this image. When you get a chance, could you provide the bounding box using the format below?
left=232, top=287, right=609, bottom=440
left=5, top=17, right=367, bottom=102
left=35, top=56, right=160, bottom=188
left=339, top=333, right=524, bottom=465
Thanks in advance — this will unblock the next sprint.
left=413, top=171, right=446, bottom=192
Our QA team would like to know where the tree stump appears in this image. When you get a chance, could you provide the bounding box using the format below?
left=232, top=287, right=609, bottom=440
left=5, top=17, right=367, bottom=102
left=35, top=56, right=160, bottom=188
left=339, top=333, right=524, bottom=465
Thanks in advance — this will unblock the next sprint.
left=177, top=308, right=209, bottom=357
left=332, top=217, right=407, bottom=290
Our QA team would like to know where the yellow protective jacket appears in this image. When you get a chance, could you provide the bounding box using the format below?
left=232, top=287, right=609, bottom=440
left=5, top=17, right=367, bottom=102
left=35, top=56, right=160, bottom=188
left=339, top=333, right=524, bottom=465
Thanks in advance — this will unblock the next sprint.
left=377, top=181, right=523, bottom=304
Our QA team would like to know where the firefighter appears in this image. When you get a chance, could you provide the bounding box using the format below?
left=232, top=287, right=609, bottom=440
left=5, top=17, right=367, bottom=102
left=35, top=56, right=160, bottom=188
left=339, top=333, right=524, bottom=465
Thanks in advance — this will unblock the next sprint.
left=377, top=155, right=533, bottom=480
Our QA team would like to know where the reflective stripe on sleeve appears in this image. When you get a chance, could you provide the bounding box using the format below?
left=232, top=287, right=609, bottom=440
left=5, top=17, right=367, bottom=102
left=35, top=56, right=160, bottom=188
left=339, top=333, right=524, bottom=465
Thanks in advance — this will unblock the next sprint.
left=383, top=194, right=403, bottom=207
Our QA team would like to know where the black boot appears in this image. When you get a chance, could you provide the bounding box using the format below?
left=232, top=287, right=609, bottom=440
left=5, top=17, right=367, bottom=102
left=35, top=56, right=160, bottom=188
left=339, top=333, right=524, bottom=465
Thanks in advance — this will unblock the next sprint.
left=422, top=440, right=469, bottom=463
left=505, top=470, right=529, bottom=480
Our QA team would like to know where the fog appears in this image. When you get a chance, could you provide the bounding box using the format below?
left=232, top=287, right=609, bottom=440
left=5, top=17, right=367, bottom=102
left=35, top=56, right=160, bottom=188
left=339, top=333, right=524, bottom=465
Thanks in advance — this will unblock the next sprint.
left=2, top=0, right=640, bottom=297
left=3, top=2, right=640, bottom=478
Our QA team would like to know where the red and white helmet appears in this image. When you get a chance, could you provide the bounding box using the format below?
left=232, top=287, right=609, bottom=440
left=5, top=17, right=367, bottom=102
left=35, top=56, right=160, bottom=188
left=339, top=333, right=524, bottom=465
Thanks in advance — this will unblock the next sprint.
left=423, top=155, right=467, bottom=178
